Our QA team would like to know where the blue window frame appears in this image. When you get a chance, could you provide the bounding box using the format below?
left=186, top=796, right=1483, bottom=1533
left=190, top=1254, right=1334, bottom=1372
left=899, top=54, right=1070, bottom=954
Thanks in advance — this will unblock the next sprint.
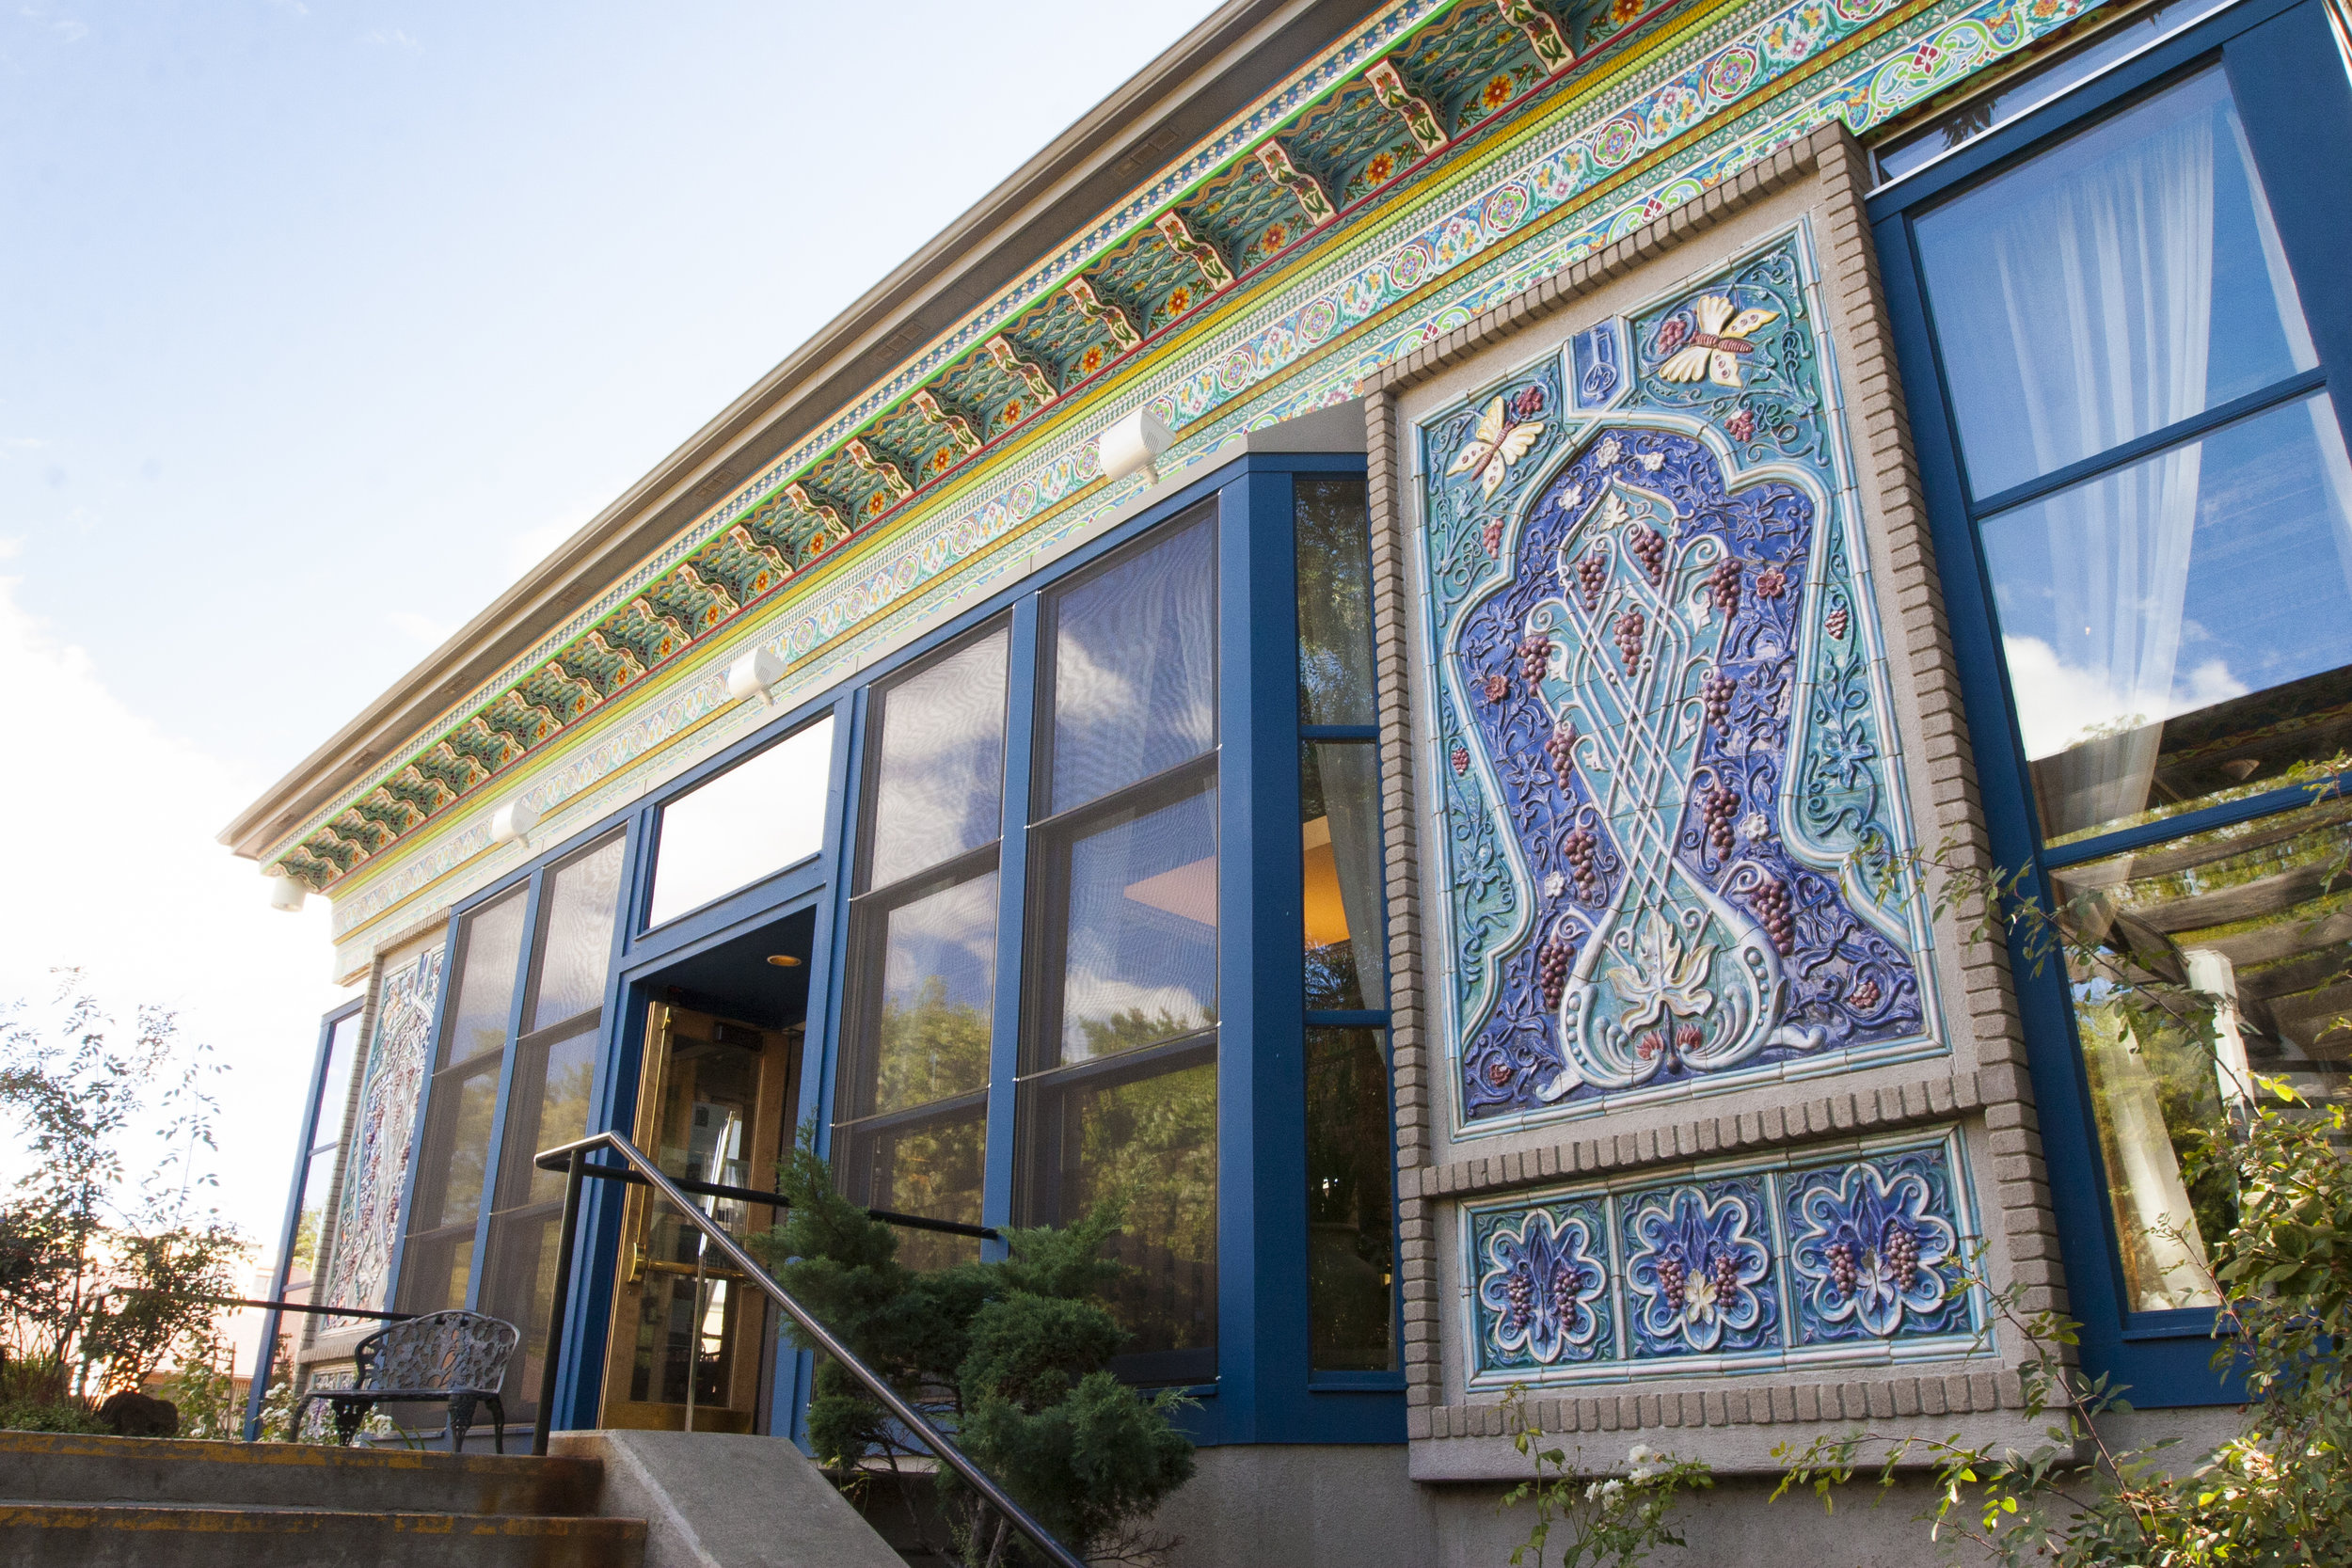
left=818, top=451, right=1403, bottom=1444
left=405, top=446, right=1401, bottom=1446
left=246, top=998, right=366, bottom=1438
left=391, top=821, right=633, bottom=1420
left=1870, top=0, right=2352, bottom=1403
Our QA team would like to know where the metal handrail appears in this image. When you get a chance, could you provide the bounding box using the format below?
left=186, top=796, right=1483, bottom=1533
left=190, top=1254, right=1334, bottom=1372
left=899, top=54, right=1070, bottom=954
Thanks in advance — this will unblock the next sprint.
left=530, top=1131, right=1086, bottom=1568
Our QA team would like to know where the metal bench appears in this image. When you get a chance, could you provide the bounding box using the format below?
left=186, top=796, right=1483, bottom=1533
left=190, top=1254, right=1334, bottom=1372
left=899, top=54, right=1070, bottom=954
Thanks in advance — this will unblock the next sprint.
left=294, top=1309, right=521, bottom=1453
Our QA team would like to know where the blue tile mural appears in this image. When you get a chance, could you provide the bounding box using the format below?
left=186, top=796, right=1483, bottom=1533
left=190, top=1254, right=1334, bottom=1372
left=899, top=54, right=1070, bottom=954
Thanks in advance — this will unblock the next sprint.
left=1462, top=1132, right=1986, bottom=1386
left=1417, top=230, right=1944, bottom=1131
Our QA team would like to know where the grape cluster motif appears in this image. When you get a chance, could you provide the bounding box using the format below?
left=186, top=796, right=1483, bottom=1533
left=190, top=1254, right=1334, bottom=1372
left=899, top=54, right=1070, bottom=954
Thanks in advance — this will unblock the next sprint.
left=1754, top=564, right=1788, bottom=600
left=1519, top=633, right=1552, bottom=691
left=1562, top=827, right=1602, bottom=902
left=1708, top=558, right=1742, bottom=618
left=1613, top=608, right=1645, bottom=672
left=1504, top=1268, right=1534, bottom=1331
left=1483, top=516, right=1506, bottom=558
left=1543, top=722, right=1577, bottom=784
left=1725, top=405, right=1757, bottom=442
left=1825, top=603, right=1850, bottom=641
left=1450, top=744, right=1470, bottom=777
left=1576, top=548, right=1608, bottom=611
left=1699, top=782, right=1740, bottom=858
left=1824, top=1241, right=1860, bottom=1299
left=1710, top=1249, right=1741, bottom=1307
left=1537, top=935, right=1577, bottom=1008
left=1882, top=1219, right=1920, bottom=1290
left=1656, top=1252, right=1689, bottom=1314
left=1749, top=876, right=1794, bottom=956
left=1849, top=976, right=1881, bottom=1011
left=1701, top=671, right=1736, bottom=732
left=1548, top=1262, right=1583, bottom=1325
left=1628, top=522, right=1666, bottom=584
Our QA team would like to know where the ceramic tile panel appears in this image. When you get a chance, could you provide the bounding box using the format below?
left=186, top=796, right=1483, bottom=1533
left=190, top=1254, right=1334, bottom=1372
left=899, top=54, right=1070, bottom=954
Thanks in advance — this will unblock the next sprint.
left=1461, top=1128, right=1985, bottom=1386
left=317, top=942, right=444, bottom=1320
left=1417, top=230, right=1942, bottom=1132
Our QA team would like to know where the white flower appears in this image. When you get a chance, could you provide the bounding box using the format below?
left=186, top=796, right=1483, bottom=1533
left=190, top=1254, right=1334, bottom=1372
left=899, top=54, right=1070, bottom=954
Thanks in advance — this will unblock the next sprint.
left=1585, top=1481, right=1605, bottom=1501
left=1739, top=812, right=1771, bottom=842
left=1626, top=1444, right=1658, bottom=1465
left=1638, top=451, right=1664, bottom=472
left=1544, top=872, right=1566, bottom=898
left=1629, top=1466, right=1658, bottom=1483
left=1595, top=436, right=1622, bottom=466
left=1597, top=1479, right=1626, bottom=1508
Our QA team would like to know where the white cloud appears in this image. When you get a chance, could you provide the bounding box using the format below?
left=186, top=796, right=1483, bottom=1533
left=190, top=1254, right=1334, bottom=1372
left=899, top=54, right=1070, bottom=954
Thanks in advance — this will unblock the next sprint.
left=2003, top=635, right=2250, bottom=758
left=0, top=574, right=351, bottom=1294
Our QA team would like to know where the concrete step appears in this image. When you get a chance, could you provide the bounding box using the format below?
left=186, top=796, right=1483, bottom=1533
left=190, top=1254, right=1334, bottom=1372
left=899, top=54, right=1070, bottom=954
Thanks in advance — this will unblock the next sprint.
left=0, top=1431, right=603, bottom=1516
left=0, top=1500, right=646, bottom=1568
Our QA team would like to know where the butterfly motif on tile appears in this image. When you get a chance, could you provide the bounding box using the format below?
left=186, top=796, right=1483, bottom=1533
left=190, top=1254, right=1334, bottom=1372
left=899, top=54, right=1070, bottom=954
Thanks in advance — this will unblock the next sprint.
left=1658, top=294, right=1780, bottom=388
left=1447, top=396, right=1546, bottom=498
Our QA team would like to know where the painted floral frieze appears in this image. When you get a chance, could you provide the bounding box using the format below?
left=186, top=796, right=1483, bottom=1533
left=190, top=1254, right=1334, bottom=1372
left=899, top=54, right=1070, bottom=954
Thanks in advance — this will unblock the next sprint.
left=1421, top=232, right=1940, bottom=1126
left=1465, top=1132, right=1984, bottom=1383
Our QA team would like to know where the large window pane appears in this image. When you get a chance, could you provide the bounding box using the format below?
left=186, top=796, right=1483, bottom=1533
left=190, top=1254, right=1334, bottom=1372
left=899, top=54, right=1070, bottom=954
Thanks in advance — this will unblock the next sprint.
left=1307, top=1027, right=1395, bottom=1371
left=1027, top=1052, right=1217, bottom=1379
left=529, top=837, right=625, bottom=1031
left=648, top=716, right=834, bottom=928
left=421, top=1067, right=500, bottom=1233
left=445, top=893, right=526, bottom=1065
left=1980, top=393, right=2352, bottom=843
left=1302, top=743, right=1386, bottom=1010
left=505, top=1027, right=600, bottom=1206
left=1916, top=68, right=2318, bottom=499
left=867, top=873, right=998, bottom=1117
left=2041, top=815, right=2352, bottom=1311
left=867, top=630, right=1009, bottom=892
left=1295, top=477, right=1375, bottom=727
left=1050, top=783, right=1218, bottom=1063
left=291, top=1144, right=340, bottom=1292
left=1047, top=510, right=1216, bottom=814
left=840, top=1106, right=987, bottom=1273
left=316, top=1011, right=365, bottom=1136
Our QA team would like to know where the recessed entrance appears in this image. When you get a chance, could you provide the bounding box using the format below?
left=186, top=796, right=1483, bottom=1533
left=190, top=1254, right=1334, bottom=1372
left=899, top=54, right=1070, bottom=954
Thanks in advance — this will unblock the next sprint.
left=598, top=909, right=812, bottom=1433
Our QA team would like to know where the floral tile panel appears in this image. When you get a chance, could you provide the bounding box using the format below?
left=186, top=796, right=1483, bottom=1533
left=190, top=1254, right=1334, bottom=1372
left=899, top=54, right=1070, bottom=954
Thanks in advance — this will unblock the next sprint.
left=1463, top=1130, right=1986, bottom=1386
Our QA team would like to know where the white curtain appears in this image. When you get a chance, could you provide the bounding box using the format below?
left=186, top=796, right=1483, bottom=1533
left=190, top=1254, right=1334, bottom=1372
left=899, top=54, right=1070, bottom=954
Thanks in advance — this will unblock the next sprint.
left=1986, top=89, right=2217, bottom=833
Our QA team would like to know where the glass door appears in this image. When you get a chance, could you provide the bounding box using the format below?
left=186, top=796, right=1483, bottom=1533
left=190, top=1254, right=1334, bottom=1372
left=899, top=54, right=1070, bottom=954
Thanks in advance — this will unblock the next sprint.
left=598, top=1003, right=798, bottom=1432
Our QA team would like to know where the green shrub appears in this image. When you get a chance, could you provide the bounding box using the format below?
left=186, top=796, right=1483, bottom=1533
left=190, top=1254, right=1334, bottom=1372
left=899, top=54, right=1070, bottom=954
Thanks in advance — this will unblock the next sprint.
left=751, top=1132, right=1196, bottom=1566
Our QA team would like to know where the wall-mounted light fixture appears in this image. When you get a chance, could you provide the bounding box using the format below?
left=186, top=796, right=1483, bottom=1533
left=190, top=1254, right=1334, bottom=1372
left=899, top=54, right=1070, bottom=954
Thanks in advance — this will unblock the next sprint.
left=726, top=645, right=786, bottom=707
left=1099, top=407, right=1174, bottom=486
left=489, top=799, right=540, bottom=848
left=266, top=874, right=309, bottom=913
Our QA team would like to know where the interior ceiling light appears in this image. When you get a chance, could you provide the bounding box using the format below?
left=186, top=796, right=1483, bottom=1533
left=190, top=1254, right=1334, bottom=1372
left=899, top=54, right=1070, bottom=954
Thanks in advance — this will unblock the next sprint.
left=765, top=954, right=803, bottom=968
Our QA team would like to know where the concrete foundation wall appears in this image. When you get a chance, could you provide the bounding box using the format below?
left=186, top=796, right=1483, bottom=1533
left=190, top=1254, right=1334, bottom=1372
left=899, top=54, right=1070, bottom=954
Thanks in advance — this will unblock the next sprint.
left=1150, top=1406, right=2243, bottom=1568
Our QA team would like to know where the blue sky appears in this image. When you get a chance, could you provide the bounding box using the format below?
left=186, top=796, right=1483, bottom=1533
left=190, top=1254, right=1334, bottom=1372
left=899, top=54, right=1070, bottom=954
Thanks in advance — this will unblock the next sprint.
left=0, top=0, right=1215, bottom=1290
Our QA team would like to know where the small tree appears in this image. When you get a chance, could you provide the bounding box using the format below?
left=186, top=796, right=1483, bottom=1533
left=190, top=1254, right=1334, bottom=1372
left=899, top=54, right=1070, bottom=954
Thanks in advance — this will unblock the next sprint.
left=751, top=1132, right=1196, bottom=1566
left=0, top=979, right=248, bottom=1418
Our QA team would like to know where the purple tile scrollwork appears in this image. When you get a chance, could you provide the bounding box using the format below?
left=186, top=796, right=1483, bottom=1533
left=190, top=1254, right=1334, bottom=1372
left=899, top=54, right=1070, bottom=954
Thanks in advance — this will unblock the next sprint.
left=1421, top=232, right=1941, bottom=1129
left=1465, top=1132, right=1985, bottom=1384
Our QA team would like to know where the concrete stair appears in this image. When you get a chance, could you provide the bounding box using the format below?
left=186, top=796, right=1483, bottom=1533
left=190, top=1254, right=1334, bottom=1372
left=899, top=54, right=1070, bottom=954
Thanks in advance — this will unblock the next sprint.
left=0, top=1431, right=648, bottom=1567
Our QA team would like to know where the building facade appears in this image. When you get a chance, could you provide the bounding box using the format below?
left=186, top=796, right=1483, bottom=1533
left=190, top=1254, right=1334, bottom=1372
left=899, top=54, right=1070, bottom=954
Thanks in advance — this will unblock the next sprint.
left=231, top=0, right=2352, bottom=1558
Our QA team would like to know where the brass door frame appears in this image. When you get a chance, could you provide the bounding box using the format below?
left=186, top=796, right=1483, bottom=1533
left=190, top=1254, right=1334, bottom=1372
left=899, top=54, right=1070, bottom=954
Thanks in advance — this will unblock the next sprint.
left=597, top=1002, right=799, bottom=1431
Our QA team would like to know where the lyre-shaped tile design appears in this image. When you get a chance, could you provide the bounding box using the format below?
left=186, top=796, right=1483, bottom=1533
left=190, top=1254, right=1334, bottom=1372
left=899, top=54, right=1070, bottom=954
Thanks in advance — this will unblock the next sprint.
left=1421, top=234, right=1940, bottom=1127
